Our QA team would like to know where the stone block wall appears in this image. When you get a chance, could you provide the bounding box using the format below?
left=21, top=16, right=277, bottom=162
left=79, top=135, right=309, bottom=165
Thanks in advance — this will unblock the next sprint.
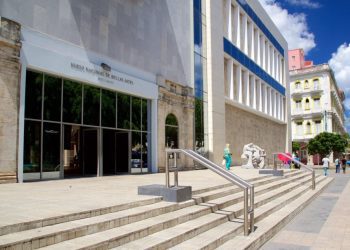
left=157, top=78, right=195, bottom=172
left=225, top=104, right=287, bottom=166
left=0, top=16, right=21, bottom=176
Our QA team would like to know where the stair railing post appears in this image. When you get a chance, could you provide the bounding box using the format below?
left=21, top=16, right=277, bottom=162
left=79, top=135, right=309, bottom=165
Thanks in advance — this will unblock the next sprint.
left=174, top=152, right=178, bottom=187
left=250, top=185, right=255, bottom=233
left=312, top=171, right=315, bottom=190
left=273, top=153, right=277, bottom=171
left=166, top=151, right=170, bottom=188
left=244, top=188, right=249, bottom=236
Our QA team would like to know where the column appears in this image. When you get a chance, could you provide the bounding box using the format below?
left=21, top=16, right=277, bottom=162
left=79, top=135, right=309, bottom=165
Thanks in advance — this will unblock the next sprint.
left=265, top=42, right=269, bottom=73
left=151, top=99, right=158, bottom=172
left=276, top=54, right=280, bottom=82
left=282, top=97, right=285, bottom=121
left=227, top=59, right=234, bottom=100
left=248, top=21, right=254, bottom=58
left=243, top=71, right=249, bottom=105
left=237, top=65, right=243, bottom=103
left=261, top=36, right=265, bottom=69
left=233, top=5, right=240, bottom=47
left=252, top=75, right=257, bottom=109
left=242, top=14, right=248, bottom=54
left=226, top=0, right=232, bottom=41
left=270, top=88, right=273, bottom=116
left=255, top=29, right=260, bottom=64
left=272, top=49, right=275, bottom=78
left=258, top=80, right=263, bottom=112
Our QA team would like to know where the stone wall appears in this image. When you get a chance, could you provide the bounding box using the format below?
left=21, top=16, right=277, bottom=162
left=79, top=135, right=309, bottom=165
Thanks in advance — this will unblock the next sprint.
left=157, top=77, right=194, bottom=172
left=0, top=16, right=21, bottom=175
left=225, top=104, right=287, bottom=166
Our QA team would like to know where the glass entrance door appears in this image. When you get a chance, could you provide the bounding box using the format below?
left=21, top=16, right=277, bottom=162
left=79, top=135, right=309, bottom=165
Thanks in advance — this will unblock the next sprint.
left=82, top=128, right=98, bottom=176
left=103, top=129, right=129, bottom=175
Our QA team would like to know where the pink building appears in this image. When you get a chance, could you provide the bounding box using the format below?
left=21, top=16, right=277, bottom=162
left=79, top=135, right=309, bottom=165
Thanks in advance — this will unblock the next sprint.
left=288, top=49, right=313, bottom=71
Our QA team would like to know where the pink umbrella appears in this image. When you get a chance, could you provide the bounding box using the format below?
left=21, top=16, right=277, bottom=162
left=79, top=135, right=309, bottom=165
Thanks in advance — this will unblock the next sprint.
left=278, top=153, right=292, bottom=164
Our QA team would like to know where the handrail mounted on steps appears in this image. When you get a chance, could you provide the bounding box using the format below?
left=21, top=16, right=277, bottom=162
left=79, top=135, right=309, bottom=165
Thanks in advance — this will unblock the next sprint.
left=165, top=149, right=255, bottom=236
left=272, top=152, right=315, bottom=190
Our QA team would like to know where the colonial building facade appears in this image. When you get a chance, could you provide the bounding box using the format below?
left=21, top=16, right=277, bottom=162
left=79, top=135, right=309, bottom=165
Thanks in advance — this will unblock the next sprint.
left=0, top=0, right=290, bottom=182
left=289, top=49, right=346, bottom=164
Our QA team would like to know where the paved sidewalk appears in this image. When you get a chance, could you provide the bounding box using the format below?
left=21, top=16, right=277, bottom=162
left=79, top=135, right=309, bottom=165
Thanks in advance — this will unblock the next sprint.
left=262, top=170, right=350, bottom=250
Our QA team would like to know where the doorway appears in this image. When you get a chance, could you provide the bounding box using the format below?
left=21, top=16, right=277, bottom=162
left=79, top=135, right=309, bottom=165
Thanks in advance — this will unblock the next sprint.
left=63, top=126, right=99, bottom=177
left=103, top=129, right=129, bottom=175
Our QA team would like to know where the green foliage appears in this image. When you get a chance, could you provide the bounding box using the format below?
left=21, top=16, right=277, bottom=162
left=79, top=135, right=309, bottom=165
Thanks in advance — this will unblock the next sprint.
left=307, top=132, right=348, bottom=157
left=292, top=141, right=300, bottom=153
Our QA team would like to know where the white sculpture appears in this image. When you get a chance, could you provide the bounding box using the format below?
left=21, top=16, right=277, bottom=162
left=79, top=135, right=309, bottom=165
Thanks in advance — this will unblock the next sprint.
left=241, top=143, right=266, bottom=169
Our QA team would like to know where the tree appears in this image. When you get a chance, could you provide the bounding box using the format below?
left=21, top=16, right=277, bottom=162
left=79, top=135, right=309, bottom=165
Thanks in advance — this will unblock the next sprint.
left=307, top=132, right=348, bottom=158
left=292, top=141, right=300, bottom=153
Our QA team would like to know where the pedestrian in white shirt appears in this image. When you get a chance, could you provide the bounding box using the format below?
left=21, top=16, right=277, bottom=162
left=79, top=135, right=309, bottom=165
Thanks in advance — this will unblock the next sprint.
left=322, top=156, right=330, bottom=176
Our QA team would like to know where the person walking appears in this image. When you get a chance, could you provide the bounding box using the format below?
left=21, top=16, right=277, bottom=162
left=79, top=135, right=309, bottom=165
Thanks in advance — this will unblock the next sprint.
left=223, top=144, right=232, bottom=171
left=341, top=157, right=347, bottom=174
left=322, top=156, right=330, bottom=176
left=335, top=158, right=340, bottom=173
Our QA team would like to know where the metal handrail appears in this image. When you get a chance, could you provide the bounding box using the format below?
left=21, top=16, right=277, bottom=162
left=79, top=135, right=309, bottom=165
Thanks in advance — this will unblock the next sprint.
left=272, top=152, right=315, bottom=190
left=165, top=148, right=254, bottom=236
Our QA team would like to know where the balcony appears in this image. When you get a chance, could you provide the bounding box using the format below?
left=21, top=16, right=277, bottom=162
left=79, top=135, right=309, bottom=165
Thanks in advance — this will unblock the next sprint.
left=291, top=107, right=323, bottom=119
left=291, top=86, right=323, bottom=97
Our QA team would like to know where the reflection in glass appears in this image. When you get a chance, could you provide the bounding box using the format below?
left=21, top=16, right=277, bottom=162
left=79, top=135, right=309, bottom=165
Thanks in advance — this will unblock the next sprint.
left=131, top=132, right=141, bottom=173
left=131, top=96, right=141, bottom=130
left=117, top=93, right=130, bottom=129
left=142, top=133, right=149, bottom=172
left=142, top=99, right=148, bottom=131
left=101, top=90, right=116, bottom=128
left=25, top=71, right=43, bottom=119
left=103, top=129, right=116, bottom=175
left=63, top=125, right=82, bottom=176
left=23, top=121, right=41, bottom=173
left=63, top=80, right=82, bottom=124
left=43, top=123, right=61, bottom=173
left=165, top=114, right=178, bottom=149
left=44, top=75, right=61, bottom=121
left=84, top=85, right=100, bottom=126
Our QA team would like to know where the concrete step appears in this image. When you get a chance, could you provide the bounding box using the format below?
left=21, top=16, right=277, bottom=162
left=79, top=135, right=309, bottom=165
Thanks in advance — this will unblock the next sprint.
left=217, top=176, right=333, bottom=250
left=170, top=175, right=328, bottom=250
left=192, top=170, right=305, bottom=204
left=0, top=196, right=163, bottom=236
left=0, top=173, right=16, bottom=184
left=39, top=175, right=314, bottom=249
left=0, top=171, right=309, bottom=249
left=116, top=174, right=323, bottom=250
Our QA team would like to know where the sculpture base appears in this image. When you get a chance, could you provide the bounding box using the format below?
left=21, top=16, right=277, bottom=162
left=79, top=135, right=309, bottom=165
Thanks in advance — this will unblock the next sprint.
left=259, top=169, right=284, bottom=176
left=138, top=184, right=192, bottom=202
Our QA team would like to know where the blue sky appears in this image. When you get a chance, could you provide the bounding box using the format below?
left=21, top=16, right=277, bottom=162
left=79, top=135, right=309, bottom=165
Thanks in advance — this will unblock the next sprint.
left=259, top=0, right=350, bottom=133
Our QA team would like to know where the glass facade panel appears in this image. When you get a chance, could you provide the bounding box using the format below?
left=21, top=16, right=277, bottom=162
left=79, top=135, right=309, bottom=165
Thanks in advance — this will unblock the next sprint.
left=101, top=89, right=116, bottom=128
left=25, top=71, right=43, bottom=119
left=43, top=122, right=61, bottom=172
left=44, top=75, right=62, bottom=121
left=23, top=120, right=41, bottom=173
left=131, top=132, right=142, bottom=173
left=63, top=80, right=82, bottom=124
left=142, top=132, right=149, bottom=173
left=83, top=85, right=100, bottom=126
left=117, top=93, right=131, bottom=129
left=142, top=99, right=148, bottom=131
left=131, top=96, right=141, bottom=131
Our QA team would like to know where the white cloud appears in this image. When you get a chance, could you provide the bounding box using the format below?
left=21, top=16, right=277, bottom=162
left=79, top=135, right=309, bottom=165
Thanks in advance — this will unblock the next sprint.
left=259, top=0, right=316, bottom=54
left=329, top=43, right=350, bottom=132
left=286, top=0, right=321, bottom=9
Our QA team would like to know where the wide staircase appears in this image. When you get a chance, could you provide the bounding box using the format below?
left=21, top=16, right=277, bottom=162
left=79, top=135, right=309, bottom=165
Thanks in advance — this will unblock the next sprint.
left=0, top=168, right=332, bottom=249
left=0, top=173, right=16, bottom=184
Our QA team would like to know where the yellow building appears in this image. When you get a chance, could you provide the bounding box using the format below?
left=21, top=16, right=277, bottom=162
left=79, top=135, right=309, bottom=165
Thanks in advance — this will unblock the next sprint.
left=290, top=64, right=346, bottom=164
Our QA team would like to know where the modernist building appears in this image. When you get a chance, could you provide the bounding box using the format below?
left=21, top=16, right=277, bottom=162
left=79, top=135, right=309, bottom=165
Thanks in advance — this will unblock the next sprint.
left=0, top=0, right=290, bottom=182
left=289, top=49, right=346, bottom=164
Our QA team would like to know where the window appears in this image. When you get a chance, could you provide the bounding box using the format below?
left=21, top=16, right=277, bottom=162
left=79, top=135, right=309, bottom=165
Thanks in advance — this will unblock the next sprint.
left=295, top=81, right=301, bottom=90
left=292, top=56, right=295, bottom=60
left=304, top=80, right=309, bottom=89
left=313, top=79, right=319, bottom=90
left=295, top=100, right=302, bottom=111
left=165, top=114, right=179, bottom=149
left=306, top=122, right=311, bottom=134
left=313, top=98, right=320, bottom=109
left=296, top=122, right=303, bottom=136
left=315, top=120, right=322, bottom=134
left=305, top=98, right=310, bottom=110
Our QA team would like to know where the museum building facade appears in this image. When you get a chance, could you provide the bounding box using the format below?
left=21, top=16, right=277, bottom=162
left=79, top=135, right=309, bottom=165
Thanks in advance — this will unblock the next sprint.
left=0, top=0, right=290, bottom=182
